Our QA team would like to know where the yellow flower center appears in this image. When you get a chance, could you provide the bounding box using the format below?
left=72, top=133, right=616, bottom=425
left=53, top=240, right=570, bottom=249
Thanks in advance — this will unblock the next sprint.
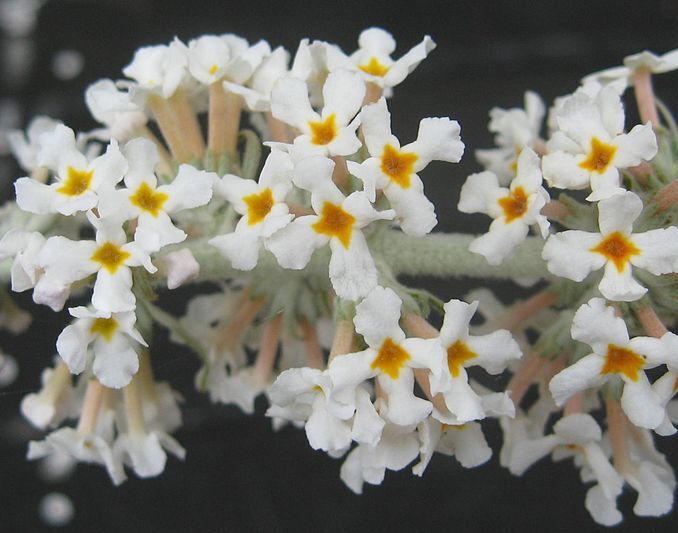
left=91, top=242, right=131, bottom=274
left=208, top=64, right=219, bottom=75
left=359, top=57, right=390, bottom=77
left=446, top=340, right=477, bottom=378
left=590, top=231, right=640, bottom=272
left=498, top=186, right=529, bottom=223
left=129, top=182, right=169, bottom=217
left=243, top=188, right=274, bottom=225
left=380, top=144, right=418, bottom=188
left=579, top=137, right=617, bottom=174
left=90, top=317, right=119, bottom=342
left=57, top=167, right=94, bottom=196
left=311, top=201, right=356, bottom=248
left=371, top=337, right=410, bottom=379
left=309, top=113, right=337, bottom=145
left=601, top=344, right=645, bottom=381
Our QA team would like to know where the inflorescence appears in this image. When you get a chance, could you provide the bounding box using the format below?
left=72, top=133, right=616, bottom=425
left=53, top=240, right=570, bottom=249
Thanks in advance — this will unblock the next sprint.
left=1, top=28, right=677, bottom=526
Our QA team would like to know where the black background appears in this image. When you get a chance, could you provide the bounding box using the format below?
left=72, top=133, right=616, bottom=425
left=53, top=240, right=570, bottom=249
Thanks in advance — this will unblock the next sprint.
left=1, top=1, right=678, bottom=531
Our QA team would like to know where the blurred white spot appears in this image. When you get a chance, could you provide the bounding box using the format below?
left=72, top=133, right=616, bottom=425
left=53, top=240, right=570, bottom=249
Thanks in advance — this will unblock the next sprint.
left=38, top=451, right=77, bottom=483
left=0, top=352, right=18, bottom=386
left=39, top=492, right=74, bottom=527
left=51, top=49, right=84, bottom=81
left=0, top=0, right=46, bottom=37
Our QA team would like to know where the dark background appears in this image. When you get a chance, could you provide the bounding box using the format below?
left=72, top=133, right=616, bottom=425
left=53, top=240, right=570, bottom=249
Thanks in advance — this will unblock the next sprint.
left=1, top=0, right=678, bottom=531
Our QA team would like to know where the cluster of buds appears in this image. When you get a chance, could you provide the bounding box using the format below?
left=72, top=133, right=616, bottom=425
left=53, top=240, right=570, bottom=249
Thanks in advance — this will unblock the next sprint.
left=0, top=28, right=677, bottom=526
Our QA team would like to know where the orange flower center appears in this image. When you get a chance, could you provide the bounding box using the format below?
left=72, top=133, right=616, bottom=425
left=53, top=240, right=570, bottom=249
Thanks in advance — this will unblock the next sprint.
left=57, top=167, right=93, bottom=196
left=371, top=337, right=410, bottom=379
left=312, top=201, right=356, bottom=248
left=498, top=186, right=529, bottom=222
left=91, top=242, right=131, bottom=274
left=90, top=317, right=119, bottom=342
left=590, top=231, right=640, bottom=272
left=359, top=57, right=390, bottom=77
left=579, top=137, right=617, bottom=174
left=129, top=182, right=169, bottom=217
left=309, top=113, right=337, bottom=145
left=243, top=188, right=274, bottom=225
left=447, top=340, right=477, bottom=377
left=601, top=344, right=645, bottom=381
left=380, top=144, right=418, bottom=188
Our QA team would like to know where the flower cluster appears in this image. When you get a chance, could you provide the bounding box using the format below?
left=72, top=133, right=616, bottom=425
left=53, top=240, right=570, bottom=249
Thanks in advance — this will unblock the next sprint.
left=1, top=27, right=677, bottom=526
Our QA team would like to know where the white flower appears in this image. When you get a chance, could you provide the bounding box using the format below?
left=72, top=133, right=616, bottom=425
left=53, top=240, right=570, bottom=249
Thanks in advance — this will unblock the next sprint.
left=542, top=191, right=678, bottom=301
left=458, top=147, right=549, bottom=265
left=20, top=361, right=75, bottom=429
left=114, top=430, right=185, bottom=479
left=542, top=86, right=657, bottom=201
left=209, top=150, right=294, bottom=270
left=85, top=79, right=147, bottom=141
left=99, top=138, right=214, bottom=252
left=187, top=34, right=270, bottom=87
left=0, top=229, right=72, bottom=311
left=347, top=97, right=464, bottom=235
left=339, top=421, right=420, bottom=494
left=28, top=427, right=126, bottom=485
left=476, top=91, right=545, bottom=183
left=271, top=70, right=365, bottom=158
left=549, top=298, right=669, bottom=429
left=14, top=125, right=128, bottom=216
left=156, top=248, right=200, bottom=289
left=224, top=46, right=290, bottom=112
left=582, top=48, right=678, bottom=87
left=413, top=418, right=492, bottom=476
left=328, top=286, right=444, bottom=426
left=326, top=27, right=435, bottom=92
left=56, top=306, right=146, bottom=389
left=39, top=211, right=156, bottom=314
left=427, top=299, right=522, bottom=424
left=266, top=156, right=394, bottom=301
left=7, top=115, right=61, bottom=173
left=123, top=38, right=189, bottom=99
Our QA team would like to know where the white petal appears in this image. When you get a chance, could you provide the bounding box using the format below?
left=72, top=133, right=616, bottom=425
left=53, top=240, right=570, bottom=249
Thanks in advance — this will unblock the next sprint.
left=328, top=231, right=378, bottom=301
left=56, top=322, right=91, bottom=375
left=384, top=180, right=436, bottom=236
left=322, top=70, right=365, bottom=126
left=93, top=336, right=139, bottom=389
left=612, top=123, right=657, bottom=168
left=571, top=298, right=629, bottom=350
left=382, top=35, right=436, bottom=88
left=359, top=98, right=394, bottom=156
left=209, top=226, right=261, bottom=271
left=548, top=354, right=606, bottom=406
left=621, top=375, right=664, bottom=429
left=598, top=190, right=642, bottom=235
left=598, top=262, right=647, bottom=302
left=406, top=117, right=463, bottom=170
left=542, top=231, right=605, bottom=281
left=92, top=268, right=135, bottom=314
left=265, top=216, right=326, bottom=269
left=446, top=422, right=493, bottom=468
left=457, top=171, right=501, bottom=215
left=542, top=151, right=591, bottom=190
left=14, top=178, right=56, bottom=214
left=632, top=227, right=678, bottom=275
left=353, top=286, right=404, bottom=347
left=469, top=218, right=529, bottom=266
left=161, top=164, right=214, bottom=213
left=271, top=76, right=316, bottom=128
left=585, top=485, right=622, bottom=526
